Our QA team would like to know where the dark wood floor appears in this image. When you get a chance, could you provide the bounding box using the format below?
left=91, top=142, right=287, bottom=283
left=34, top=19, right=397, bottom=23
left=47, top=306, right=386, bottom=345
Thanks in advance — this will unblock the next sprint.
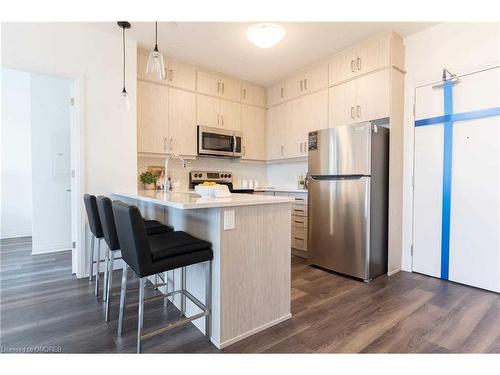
left=1, top=237, right=499, bottom=353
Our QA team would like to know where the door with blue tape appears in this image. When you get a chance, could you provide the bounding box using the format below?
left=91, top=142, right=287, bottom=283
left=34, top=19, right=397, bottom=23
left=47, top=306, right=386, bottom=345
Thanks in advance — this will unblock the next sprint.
left=412, top=66, right=500, bottom=293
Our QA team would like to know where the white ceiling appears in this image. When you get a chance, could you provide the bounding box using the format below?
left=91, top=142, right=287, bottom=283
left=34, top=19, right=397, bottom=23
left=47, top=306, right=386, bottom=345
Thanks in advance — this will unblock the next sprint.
left=89, top=22, right=436, bottom=86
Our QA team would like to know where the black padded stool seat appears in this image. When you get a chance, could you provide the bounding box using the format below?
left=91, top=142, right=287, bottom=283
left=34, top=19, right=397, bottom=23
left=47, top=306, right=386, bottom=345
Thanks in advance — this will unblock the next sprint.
left=144, top=220, right=172, bottom=235
left=149, top=231, right=212, bottom=261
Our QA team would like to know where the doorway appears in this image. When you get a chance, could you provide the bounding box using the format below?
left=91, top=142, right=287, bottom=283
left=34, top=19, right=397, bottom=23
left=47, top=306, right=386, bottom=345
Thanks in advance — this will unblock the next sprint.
left=1, top=68, right=82, bottom=274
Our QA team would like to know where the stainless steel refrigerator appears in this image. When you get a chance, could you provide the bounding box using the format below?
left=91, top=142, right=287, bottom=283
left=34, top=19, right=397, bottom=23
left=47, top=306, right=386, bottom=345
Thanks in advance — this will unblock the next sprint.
left=307, top=122, right=389, bottom=281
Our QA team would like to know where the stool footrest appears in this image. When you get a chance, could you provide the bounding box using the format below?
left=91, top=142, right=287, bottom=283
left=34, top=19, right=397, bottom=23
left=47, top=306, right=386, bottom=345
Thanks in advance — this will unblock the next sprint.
left=140, top=310, right=208, bottom=341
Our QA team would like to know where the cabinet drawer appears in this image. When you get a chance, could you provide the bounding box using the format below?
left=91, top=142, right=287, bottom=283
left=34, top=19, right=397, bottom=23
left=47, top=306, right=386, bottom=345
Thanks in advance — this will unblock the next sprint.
left=291, top=227, right=307, bottom=250
left=292, top=205, right=308, bottom=217
left=292, top=216, right=307, bottom=228
left=289, top=193, right=308, bottom=205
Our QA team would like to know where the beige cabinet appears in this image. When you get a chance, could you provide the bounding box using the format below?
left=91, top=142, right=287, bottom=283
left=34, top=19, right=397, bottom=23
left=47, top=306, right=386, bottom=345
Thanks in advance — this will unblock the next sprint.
left=285, top=98, right=305, bottom=158
left=267, top=81, right=286, bottom=107
left=219, top=99, right=241, bottom=130
left=165, top=59, right=196, bottom=91
left=329, top=80, right=356, bottom=127
left=241, top=82, right=266, bottom=107
left=329, top=69, right=390, bottom=127
left=303, top=88, right=329, bottom=136
left=286, top=63, right=328, bottom=100
left=240, top=104, right=266, bottom=160
left=196, top=94, right=241, bottom=130
left=196, top=94, right=220, bottom=127
left=197, top=70, right=241, bottom=102
left=137, top=80, right=168, bottom=153
left=266, top=104, right=286, bottom=160
left=168, top=87, right=196, bottom=156
left=329, top=32, right=402, bottom=86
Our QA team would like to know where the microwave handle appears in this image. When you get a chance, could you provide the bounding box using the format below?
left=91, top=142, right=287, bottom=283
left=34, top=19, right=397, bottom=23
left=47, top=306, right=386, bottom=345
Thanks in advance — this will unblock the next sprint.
left=232, top=135, right=237, bottom=153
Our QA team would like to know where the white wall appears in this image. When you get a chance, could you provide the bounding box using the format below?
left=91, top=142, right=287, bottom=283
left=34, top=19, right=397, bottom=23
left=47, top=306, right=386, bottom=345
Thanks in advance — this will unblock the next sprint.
left=1, top=23, right=138, bottom=196
left=402, top=22, right=500, bottom=271
left=0, top=69, right=33, bottom=238
left=30, top=73, right=72, bottom=253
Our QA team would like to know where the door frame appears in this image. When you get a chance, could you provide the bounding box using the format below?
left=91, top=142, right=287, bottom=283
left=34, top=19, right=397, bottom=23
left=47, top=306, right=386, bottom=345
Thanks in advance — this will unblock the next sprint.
left=70, top=75, right=87, bottom=278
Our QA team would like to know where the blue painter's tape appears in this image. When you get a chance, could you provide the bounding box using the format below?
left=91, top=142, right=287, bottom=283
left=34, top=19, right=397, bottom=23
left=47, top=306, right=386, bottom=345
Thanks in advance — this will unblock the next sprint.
left=440, top=80, right=453, bottom=280
left=415, top=106, right=500, bottom=127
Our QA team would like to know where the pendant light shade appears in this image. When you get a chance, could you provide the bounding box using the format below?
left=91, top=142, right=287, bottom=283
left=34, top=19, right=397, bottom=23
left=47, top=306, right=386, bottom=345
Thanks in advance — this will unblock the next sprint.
left=117, top=21, right=131, bottom=110
left=146, top=22, right=166, bottom=80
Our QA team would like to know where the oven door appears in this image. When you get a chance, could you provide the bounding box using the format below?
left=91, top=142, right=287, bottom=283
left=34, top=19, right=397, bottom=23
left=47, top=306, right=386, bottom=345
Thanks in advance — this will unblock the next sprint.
left=198, top=126, right=243, bottom=157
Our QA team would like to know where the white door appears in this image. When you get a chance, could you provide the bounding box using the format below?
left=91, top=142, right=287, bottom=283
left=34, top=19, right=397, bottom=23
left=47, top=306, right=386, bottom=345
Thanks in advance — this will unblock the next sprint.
left=413, top=66, right=500, bottom=292
left=30, top=73, right=73, bottom=254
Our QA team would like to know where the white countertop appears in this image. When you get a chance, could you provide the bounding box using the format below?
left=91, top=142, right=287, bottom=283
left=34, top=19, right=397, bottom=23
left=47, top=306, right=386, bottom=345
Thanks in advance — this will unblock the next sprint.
left=113, top=190, right=294, bottom=210
left=253, top=188, right=308, bottom=194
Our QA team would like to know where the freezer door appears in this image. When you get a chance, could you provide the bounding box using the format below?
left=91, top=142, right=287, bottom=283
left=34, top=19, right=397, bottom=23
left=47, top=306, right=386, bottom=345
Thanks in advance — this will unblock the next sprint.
left=308, top=122, right=371, bottom=176
left=308, top=176, right=370, bottom=279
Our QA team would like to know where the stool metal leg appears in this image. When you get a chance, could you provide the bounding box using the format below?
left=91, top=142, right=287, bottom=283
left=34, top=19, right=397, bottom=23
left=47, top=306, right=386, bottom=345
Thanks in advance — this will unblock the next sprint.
left=163, top=271, right=168, bottom=307
left=88, top=234, right=95, bottom=281
left=117, top=264, right=128, bottom=337
left=181, top=267, right=186, bottom=316
left=94, top=238, right=101, bottom=297
left=105, top=250, right=115, bottom=322
left=137, top=277, right=145, bottom=353
left=205, top=260, right=212, bottom=341
left=103, top=246, right=110, bottom=302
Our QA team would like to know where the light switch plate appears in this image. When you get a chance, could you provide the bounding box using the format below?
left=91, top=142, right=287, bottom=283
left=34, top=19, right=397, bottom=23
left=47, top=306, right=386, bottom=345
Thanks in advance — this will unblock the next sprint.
left=224, top=210, right=235, bottom=230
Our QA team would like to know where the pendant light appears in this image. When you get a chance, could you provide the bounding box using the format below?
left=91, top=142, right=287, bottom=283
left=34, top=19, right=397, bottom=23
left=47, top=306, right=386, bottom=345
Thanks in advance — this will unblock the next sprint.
left=146, top=22, right=166, bottom=80
left=117, top=21, right=131, bottom=109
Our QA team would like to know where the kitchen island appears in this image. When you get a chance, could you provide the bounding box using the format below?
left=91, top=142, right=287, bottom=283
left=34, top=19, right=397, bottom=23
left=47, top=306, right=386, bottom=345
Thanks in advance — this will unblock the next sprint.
left=112, top=190, right=293, bottom=349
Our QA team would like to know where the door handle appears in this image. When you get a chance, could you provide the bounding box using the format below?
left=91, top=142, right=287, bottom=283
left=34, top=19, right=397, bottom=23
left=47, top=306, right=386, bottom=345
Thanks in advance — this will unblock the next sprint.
left=221, top=115, right=224, bottom=127
left=66, top=189, right=72, bottom=192
left=281, top=145, right=284, bottom=156
left=217, top=81, right=220, bottom=93
left=300, top=142, right=303, bottom=153
left=217, top=114, right=220, bottom=126
left=357, top=57, right=361, bottom=71
left=280, top=87, right=284, bottom=98
left=351, top=106, right=355, bottom=119
left=164, top=137, right=167, bottom=151
left=242, top=145, right=246, bottom=155
left=169, top=138, right=173, bottom=151
left=351, top=60, right=355, bottom=72
left=356, top=105, right=361, bottom=118
left=243, top=88, right=246, bottom=100
left=169, top=69, right=173, bottom=81
left=300, top=80, right=303, bottom=91
left=222, top=82, right=225, bottom=94
left=304, top=78, right=307, bottom=90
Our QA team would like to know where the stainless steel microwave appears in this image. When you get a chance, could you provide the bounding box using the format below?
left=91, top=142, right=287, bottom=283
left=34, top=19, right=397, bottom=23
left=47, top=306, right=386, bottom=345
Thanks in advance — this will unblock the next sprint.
left=197, top=126, right=243, bottom=158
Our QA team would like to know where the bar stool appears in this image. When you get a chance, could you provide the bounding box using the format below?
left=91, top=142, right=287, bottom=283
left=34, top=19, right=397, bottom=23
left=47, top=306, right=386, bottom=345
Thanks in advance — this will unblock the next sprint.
left=95, top=195, right=173, bottom=320
left=83, top=194, right=105, bottom=297
left=112, top=201, right=213, bottom=353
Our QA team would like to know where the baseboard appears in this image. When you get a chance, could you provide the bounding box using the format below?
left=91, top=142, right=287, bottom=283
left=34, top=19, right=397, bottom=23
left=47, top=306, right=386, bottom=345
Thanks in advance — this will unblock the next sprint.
left=218, top=313, right=292, bottom=349
left=0, top=234, right=32, bottom=241
left=31, top=243, right=71, bottom=255
left=387, top=268, right=401, bottom=276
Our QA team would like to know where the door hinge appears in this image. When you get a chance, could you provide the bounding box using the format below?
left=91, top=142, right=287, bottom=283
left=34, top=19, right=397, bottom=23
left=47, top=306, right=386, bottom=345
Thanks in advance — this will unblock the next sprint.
left=410, top=244, right=414, bottom=256
left=70, top=97, right=75, bottom=106
left=72, top=241, right=76, bottom=249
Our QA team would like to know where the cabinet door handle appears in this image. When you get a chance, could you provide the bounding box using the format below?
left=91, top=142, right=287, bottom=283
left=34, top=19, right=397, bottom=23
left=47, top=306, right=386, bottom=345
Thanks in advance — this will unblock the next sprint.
left=243, top=145, right=246, bottom=155
left=217, top=114, right=220, bottom=125
left=163, top=137, right=167, bottom=151
left=243, top=88, right=246, bottom=100
left=169, top=69, right=173, bottom=81
left=217, top=81, right=220, bottom=93
left=280, top=87, right=284, bottom=98
left=356, top=105, right=361, bottom=118
left=300, top=142, right=303, bottom=153
left=281, top=145, right=284, bottom=156
left=221, top=115, right=224, bottom=127
left=304, top=78, right=307, bottom=90
left=300, top=80, right=303, bottom=91
left=351, top=60, right=355, bottom=72
left=222, top=82, right=225, bottom=94
left=351, top=106, right=355, bottom=119
left=169, top=138, right=173, bottom=151
left=357, top=57, right=361, bottom=71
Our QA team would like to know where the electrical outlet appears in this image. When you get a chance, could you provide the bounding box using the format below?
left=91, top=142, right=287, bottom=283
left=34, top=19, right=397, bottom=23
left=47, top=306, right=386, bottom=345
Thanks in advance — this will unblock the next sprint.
left=224, top=210, right=235, bottom=230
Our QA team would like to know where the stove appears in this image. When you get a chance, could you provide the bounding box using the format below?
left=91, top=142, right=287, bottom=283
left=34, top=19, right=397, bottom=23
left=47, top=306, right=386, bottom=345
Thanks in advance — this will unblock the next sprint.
left=189, top=171, right=254, bottom=194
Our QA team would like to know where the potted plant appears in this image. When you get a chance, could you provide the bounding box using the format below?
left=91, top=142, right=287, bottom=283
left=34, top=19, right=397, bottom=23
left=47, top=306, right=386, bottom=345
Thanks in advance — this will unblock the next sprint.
left=139, top=171, right=158, bottom=190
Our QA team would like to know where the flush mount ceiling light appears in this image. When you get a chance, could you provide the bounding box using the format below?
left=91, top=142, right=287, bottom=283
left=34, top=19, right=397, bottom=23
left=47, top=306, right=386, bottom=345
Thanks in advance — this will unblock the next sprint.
left=246, top=23, right=285, bottom=48
left=146, top=21, right=166, bottom=80
left=117, top=21, right=131, bottom=110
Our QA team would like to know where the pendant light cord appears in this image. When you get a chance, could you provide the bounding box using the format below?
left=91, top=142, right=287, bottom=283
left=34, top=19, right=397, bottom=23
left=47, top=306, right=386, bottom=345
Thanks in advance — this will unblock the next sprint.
left=154, top=21, right=159, bottom=51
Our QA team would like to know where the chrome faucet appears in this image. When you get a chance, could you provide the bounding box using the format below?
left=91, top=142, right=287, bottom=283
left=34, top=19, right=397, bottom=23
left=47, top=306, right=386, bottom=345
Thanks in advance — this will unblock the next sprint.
left=164, top=154, right=187, bottom=193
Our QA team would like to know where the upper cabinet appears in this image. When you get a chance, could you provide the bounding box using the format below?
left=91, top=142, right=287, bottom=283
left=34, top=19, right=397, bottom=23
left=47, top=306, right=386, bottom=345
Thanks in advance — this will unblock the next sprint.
left=197, top=70, right=241, bottom=102
left=286, top=63, right=328, bottom=101
left=196, top=94, right=241, bottom=130
left=267, top=81, right=286, bottom=107
left=165, top=59, right=196, bottom=91
left=137, top=49, right=196, bottom=92
left=241, top=105, right=266, bottom=160
left=329, top=32, right=404, bottom=86
left=241, top=82, right=266, bottom=107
